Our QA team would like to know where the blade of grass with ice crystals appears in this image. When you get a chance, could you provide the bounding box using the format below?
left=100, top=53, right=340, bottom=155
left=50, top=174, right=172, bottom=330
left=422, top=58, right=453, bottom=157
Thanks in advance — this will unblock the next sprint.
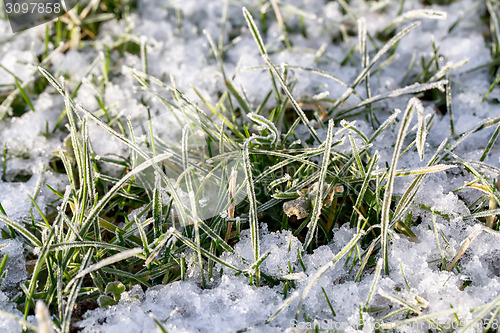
left=364, top=258, right=383, bottom=310
left=378, top=308, right=460, bottom=330
left=242, top=7, right=281, bottom=104
left=368, top=109, right=401, bottom=144
left=444, top=115, right=500, bottom=158
left=285, top=66, right=363, bottom=100
left=243, top=138, right=261, bottom=286
left=0, top=215, right=42, bottom=247
left=464, top=208, right=500, bottom=220
left=244, top=249, right=272, bottom=275
left=447, top=150, right=500, bottom=206
left=63, top=91, right=84, bottom=195
left=182, top=126, right=205, bottom=287
left=263, top=56, right=320, bottom=143
left=338, top=80, right=447, bottom=117
left=50, top=241, right=129, bottom=252
left=252, top=147, right=326, bottom=183
left=248, top=113, right=279, bottom=148
left=480, top=122, right=500, bottom=162
left=351, top=152, right=379, bottom=230
left=242, top=8, right=267, bottom=55
left=431, top=209, right=446, bottom=270
left=392, top=138, right=448, bottom=223
left=24, top=227, right=55, bottom=319
left=332, top=22, right=421, bottom=114
left=415, top=100, right=427, bottom=161
left=458, top=294, right=500, bottom=333
left=145, top=231, right=174, bottom=266
left=62, top=249, right=93, bottom=333
left=349, top=132, right=365, bottom=179
left=58, top=149, right=76, bottom=192
left=65, top=248, right=143, bottom=293
left=381, top=98, right=418, bottom=275
left=373, top=164, right=456, bottom=178
left=80, top=118, right=99, bottom=240
left=83, top=118, right=97, bottom=204
left=447, top=229, right=478, bottom=271
left=381, top=9, right=446, bottom=36
left=483, top=70, right=500, bottom=101
left=378, top=289, right=423, bottom=316
left=79, top=153, right=173, bottom=237
left=152, top=174, right=162, bottom=238
left=303, top=120, right=335, bottom=249
left=136, top=217, right=150, bottom=259
left=266, top=292, right=300, bottom=324
left=355, top=240, right=376, bottom=282
left=446, top=72, right=455, bottom=138
left=295, top=231, right=364, bottom=319
left=242, top=7, right=319, bottom=143
left=170, top=229, right=242, bottom=272
left=429, top=59, right=468, bottom=83
left=358, top=17, right=375, bottom=125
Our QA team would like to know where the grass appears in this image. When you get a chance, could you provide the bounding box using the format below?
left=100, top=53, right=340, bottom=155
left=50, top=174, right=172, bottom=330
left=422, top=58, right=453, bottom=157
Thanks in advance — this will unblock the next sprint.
left=1, top=0, right=500, bottom=331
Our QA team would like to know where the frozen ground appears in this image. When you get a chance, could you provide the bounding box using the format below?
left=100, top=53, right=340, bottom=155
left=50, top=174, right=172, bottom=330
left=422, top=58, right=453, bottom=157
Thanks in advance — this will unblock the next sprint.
left=1, top=0, right=500, bottom=332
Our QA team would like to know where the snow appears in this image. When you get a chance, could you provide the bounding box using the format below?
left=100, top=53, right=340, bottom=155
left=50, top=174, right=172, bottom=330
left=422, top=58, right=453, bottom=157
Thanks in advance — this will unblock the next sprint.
left=76, top=223, right=500, bottom=332
left=1, top=0, right=500, bottom=331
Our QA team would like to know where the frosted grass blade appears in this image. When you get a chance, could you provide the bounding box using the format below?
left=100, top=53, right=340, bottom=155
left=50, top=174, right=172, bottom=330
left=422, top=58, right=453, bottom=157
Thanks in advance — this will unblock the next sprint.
left=296, top=231, right=363, bottom=319
left=364, top=258, right=383, bottom=309
left=303, top=120, right=335, bottom=249
left=381, top=98, right=419, bottom=274
left=415, top=100, right=427, bottom=161
left=65, top=248, right=143, bottom=292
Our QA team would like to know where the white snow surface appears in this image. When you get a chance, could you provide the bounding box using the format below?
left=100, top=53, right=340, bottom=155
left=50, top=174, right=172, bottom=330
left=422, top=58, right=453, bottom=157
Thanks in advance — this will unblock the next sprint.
left=1, top=0, right=500, bottom=331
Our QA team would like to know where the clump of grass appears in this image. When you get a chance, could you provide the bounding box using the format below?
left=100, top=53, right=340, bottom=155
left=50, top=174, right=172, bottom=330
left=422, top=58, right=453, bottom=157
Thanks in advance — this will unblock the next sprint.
left=1, top=1, right=500, bottom=331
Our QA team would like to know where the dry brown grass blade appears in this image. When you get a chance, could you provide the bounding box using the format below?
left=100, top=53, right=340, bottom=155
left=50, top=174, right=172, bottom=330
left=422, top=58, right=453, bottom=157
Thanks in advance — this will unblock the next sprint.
left=486, top=195, right=498, bottom=229
left=395, top=221, right=419, bottom=243
left=447, top=229, right=478, bottom=271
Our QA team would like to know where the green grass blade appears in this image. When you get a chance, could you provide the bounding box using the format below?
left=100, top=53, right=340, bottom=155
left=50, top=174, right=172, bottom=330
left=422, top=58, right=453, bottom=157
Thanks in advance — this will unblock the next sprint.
left=381, top=98, right=419, bottom=275
left=364, top=258, right=383, bottom=310
left=480, top=122, right=500, bottom=162
left=243, top=138, right=261, bottom=286
left=415, top=100, right=427, bottom=161
left=65, top=248, right=143, bottom=293
left=332, top=22, right=421, bottom=114
left=0, top=215, right=42, bottom=247
left=303, top=120, right=335, bottom=249
left=242, top=7, right=267, bottom=56
left=263, top=56, right=320, bottom=143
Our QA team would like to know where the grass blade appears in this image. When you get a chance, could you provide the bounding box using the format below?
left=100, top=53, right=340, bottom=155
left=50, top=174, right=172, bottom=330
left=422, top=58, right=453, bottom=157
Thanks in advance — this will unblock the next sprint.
left=296, top=231, right=364, bottom=319
left=303, top=120, right=335, bottom=249
left=381, top=98, right=420, bottom=274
